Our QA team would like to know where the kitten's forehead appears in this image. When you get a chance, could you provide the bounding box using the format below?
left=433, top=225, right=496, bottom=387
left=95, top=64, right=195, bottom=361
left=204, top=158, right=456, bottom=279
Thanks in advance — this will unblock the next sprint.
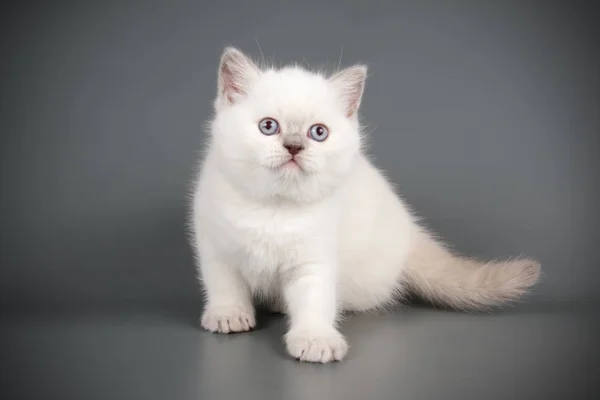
left=248, top=67, right=339, bottom=119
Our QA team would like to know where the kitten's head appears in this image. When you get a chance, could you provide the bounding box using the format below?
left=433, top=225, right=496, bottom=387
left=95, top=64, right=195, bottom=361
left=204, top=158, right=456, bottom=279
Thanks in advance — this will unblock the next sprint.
left=209, top=47, right=367, bottom=203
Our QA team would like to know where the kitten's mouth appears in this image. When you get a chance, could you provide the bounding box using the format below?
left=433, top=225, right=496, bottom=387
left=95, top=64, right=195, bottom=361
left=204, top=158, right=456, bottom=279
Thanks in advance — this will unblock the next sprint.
left=282, top=158, right=304, bottom=171
left=267, top=157, right=305, bottom=173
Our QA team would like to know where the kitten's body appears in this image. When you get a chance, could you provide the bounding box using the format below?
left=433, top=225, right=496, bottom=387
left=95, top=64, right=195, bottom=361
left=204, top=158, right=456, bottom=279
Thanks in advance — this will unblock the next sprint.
left=195, top=151, right=413, bottom=311
left=191, top=48, right=540, bottom=363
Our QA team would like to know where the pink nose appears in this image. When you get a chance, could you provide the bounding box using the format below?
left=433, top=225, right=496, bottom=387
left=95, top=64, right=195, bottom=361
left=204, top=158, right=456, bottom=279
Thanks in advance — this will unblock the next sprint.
left=284, top=144, right=304, bottom=155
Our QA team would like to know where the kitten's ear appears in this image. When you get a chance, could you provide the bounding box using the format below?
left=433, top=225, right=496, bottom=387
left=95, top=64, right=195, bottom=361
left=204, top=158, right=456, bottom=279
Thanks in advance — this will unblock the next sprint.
left=329, top=65, right=368, bottom=118
left=217, top=47, right=260, bottom=106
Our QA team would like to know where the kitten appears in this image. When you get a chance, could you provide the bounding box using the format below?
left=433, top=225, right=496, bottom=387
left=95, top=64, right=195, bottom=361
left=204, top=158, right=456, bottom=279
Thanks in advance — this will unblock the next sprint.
left=190, top=47, right=541, bottom=363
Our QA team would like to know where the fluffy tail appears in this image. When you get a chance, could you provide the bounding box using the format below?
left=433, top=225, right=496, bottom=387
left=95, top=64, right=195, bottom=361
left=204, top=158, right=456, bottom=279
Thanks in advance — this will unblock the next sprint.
left=403, top=229, right=541, bottom=311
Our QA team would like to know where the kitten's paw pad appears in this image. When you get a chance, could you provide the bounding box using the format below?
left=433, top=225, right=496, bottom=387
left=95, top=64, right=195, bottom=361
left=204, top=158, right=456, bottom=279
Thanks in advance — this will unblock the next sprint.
left=200, top=306, right=256, bottom=334
left=285, top=328, right=348, bottom=363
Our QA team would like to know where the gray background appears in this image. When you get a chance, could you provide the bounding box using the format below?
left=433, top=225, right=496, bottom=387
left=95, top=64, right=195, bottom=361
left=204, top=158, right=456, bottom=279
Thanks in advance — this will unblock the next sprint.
left=1, top=1, right=598, bottom=399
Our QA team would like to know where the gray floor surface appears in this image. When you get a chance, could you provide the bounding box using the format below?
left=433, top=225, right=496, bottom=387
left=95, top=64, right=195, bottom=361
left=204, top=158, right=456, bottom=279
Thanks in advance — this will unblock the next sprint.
left=4, top=302, right=598, bottom=400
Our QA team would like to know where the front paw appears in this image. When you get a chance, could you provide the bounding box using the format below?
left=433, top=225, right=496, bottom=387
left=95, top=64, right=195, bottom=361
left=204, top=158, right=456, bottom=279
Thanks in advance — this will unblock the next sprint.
left=284, top=326, right=348, bottom=363
left=200, top=305, right=256, bottom=334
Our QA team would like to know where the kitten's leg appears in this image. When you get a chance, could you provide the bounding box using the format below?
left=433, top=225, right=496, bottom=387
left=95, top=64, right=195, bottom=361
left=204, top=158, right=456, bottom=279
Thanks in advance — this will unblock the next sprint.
left=282, top=264, right=348, bottom=363
left=198, top=252, right=255, bottom=334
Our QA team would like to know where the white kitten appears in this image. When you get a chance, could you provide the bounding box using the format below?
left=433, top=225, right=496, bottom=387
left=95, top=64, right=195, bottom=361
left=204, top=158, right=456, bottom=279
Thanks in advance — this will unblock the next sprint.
left=190, top=47, right=541, bottom=363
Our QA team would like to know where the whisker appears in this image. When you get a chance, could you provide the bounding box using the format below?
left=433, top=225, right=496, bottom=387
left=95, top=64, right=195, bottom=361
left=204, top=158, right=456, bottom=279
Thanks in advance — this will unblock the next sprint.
left=255, top=36, right=266, bottom=67
left=337, top=44, right=344, bottom=71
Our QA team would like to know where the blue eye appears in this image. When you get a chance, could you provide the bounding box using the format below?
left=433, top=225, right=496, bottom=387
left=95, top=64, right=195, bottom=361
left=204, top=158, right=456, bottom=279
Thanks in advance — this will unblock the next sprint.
left=308, top=124, right=329, bottom=142
left=258, top=118, right=279, bottom=135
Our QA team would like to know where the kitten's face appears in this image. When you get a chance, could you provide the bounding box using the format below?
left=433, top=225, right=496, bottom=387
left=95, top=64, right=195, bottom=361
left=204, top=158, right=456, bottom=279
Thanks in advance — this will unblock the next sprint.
left=210, top=48, right=367, bottom=202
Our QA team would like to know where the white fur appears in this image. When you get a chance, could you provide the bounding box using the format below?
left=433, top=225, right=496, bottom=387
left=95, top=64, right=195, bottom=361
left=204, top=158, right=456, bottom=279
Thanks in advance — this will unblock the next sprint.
left=190, top=48, right=541, bottom=363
